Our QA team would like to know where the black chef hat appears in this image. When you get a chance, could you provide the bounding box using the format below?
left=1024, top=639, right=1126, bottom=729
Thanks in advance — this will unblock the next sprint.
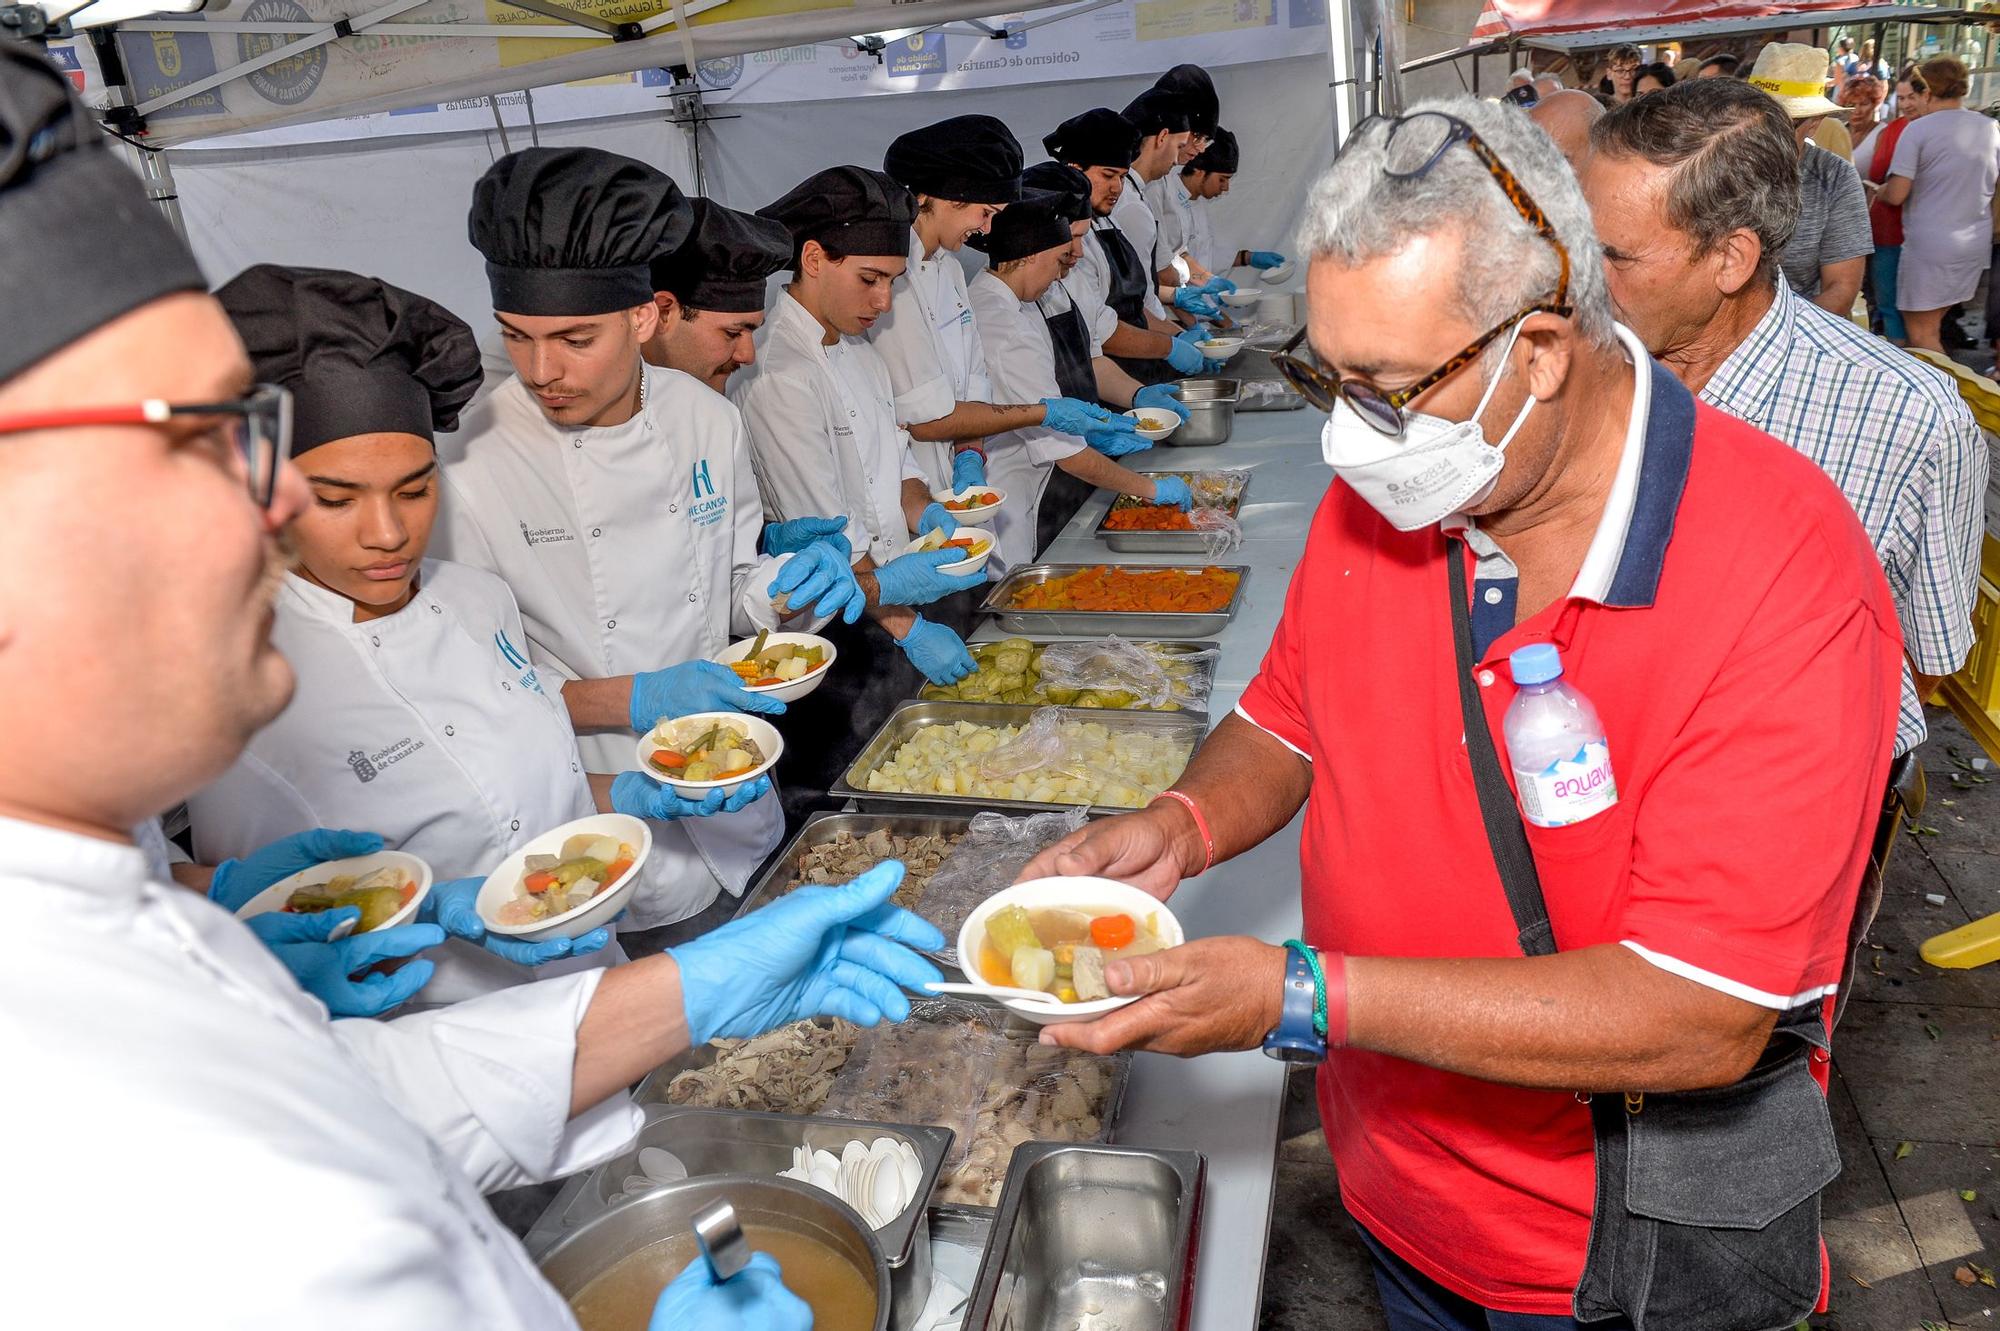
left=966, top=191, right=1073, bottom=265
left=216, top=265, right=481, bottom=453
left=1153, top=64, right=1220, bottom=137
left=1122, top=87, right=1193, bottom=137
left=652, top=198, right=791, bottom=314
left=1020, top=161, right=1093, bottom=225
left=759, top=166, right=916, bottom=262
left=0, top=41, right=206, bottom=385
left=884, top=114, right=1023, bottom=205
left=469, top=147, right=693, bottom=317
left=1187, top=126, right=1240, bottom=174
left=1041, top=108, right=1141, bottom=171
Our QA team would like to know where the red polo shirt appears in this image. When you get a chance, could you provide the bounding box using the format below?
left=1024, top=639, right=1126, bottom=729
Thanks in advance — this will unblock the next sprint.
left=1235, top=357, right=1902, bottom=1314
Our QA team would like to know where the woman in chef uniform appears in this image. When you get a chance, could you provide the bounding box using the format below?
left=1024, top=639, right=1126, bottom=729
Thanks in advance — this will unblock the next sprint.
left=868, top=114, right=1141, bottom=500
left=440, top=148, right=866, bottom=935
left=968, top=191, right=1194, bottom=571
left=187, top=265, right=760, bottom=995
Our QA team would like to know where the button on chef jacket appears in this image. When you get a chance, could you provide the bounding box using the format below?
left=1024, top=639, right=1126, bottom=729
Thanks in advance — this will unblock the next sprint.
left=3, top=814, right=640, bottom=1328
left=733, top=288, right=928, bottom=568
left=185, top=561, right=639, bottom=998
left=968, top=269, right=1088, bottom=574
left=1112, top=171, right=1170, bottom=321
left=868, top=226, right=992, bottom=491
left=435, top=365, right=798, bottom=929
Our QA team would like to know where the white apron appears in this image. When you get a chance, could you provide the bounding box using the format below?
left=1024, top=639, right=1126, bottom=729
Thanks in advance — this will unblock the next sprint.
left=436, top=366, right=791, bottom=929
left=732, top=290, right=927, bottom=569
left=2, top=815, right=638, bottom=1329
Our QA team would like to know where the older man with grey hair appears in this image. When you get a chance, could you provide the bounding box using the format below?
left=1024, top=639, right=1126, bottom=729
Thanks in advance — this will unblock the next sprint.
left=1014, top=94, right=1900, bottom=1331
left=1581, top=77, right=1985, bottom=790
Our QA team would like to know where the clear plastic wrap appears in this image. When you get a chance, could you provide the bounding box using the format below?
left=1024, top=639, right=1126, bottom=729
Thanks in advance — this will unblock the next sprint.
left=915, top=807, right=1089, bottom=951
left=1038, top=637, right=1220, bottom=711
left=1185, top=468, right=1251, bottom=507
left=1239, top=378, right=1300, bottom=406
left=1187, top=505, right=1243, bottom=556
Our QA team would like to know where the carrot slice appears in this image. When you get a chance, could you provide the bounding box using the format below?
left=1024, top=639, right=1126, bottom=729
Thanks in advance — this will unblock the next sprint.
left=1090, top=914, right=1137, bottom=949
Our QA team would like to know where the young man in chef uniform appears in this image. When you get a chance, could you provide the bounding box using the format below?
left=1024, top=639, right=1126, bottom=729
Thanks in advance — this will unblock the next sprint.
left=732, top=165, right=992, bottom=691
left=1115, top=87, right=1230, bottom=323
left=868, top=114, right=1142, bottom=498
left=1048, top=108, right=1224, bottom=388
left=439, top=147, right=865, bottom=931
left=0, top=40, right=944, bottom=1325
left=967, top=193, right=1196, bottom=570
left=187, top=265, right=761, bottom=997
left=644, top=196, right=794, bottom=397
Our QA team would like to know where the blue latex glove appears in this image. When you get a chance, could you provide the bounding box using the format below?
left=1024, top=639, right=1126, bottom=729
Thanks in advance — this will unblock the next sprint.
left=651, top=1252, right=811, bottom=1331
left=1133, top=383, right=1191, bottom=423
left=768, top=541, right=866, bottom=625
left=425, top=875, right=613, bottom=966
left=1083, top=416, right=1147, bottom=458
left=915, top=502, right=958, bottom=538
left=630, top=659, right=786, bottom=733
left=671, top=861, right=945, bottom=1045
left=208, top=827, right=384, bottom=913
left=612, top=769, right=773, bottom=821
left=1165, top=330, right=1209, bottom=377
left=1249, top=250, right=1288, bottom=270
left=874, top=548, right=987, bottom=606
left=951, top=449, right=986, bottom=490
left=1172, top=285, right=1222, bottom=319
left=1151, top=475, right=1196, bottom=510
left=1039, top=395, right=1120, bottom=438
left=1199, top=275, right=1238, bottom=295
left=243, top=909, right=442, bottom=1017
left=893, top=614, right=976, bottom=684
left=762, top=515, right=850, bottom=559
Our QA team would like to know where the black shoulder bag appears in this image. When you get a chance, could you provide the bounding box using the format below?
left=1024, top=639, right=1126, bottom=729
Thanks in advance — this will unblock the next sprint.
left=1445, top=540, right=1842, bottom=1331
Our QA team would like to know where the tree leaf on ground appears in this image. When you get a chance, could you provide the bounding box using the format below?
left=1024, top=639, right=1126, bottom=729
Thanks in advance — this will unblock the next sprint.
left=1925, top=1022, right=1944, bottom=1040
left=1895, top=1140, right=1915, bottom=1160
left=1849, top=1272, right=1873, bottom=1288
left=1953, top=1264, right=1977, bottom=1286
left=1971, top=1261, right=1996, bottom=1288
left=1961, top=1188, right=1978, bottom=1202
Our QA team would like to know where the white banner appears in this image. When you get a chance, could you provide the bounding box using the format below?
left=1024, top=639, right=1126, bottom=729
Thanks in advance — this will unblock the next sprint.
left=60, top=0, right=1328, bottom=148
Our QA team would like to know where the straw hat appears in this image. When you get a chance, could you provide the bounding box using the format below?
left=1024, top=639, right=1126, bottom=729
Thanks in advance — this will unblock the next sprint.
left=1747, top=42, right=1843, bottom=118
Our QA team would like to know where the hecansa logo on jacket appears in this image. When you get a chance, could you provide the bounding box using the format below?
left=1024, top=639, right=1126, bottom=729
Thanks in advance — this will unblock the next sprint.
left=690, top=459, right=728, bottom=528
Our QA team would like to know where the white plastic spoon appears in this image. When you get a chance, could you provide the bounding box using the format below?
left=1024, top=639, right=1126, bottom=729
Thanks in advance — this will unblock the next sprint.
left=922, top=980, right=1068, bottom=1008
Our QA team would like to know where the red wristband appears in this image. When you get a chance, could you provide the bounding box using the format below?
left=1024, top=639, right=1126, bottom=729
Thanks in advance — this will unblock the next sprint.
left=1321, top=950, right=1350, bottom=1048
left=1151, top=789, right=1214, bottom=874
left=953, top=442, right=988, bottom=459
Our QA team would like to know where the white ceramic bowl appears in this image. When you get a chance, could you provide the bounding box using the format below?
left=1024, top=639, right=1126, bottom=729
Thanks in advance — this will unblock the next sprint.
left=1258, top=259, right=1295, bottom=283
left=956, top=876, right=1186, bottom=1026
left=1219, top=287, right=1263, bottom=308
left=712, top=631, right=837, bottom=705
left=477, top=813, right=652, bottom=942
left=236, top=850, right=434, bottom=940
left=637, top=711, right=786, bottom=799
left=928, top=485, right=1007, bottom=527
left=1123, top=407, right=1181, bottom=443
left=1194, top=336, right=1245, bottom=362
left=902, top=528, right=994, bottom=580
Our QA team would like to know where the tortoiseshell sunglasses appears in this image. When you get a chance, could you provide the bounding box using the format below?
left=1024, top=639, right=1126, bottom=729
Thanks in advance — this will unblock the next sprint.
left=1274, top=111, right=1574, bottom=436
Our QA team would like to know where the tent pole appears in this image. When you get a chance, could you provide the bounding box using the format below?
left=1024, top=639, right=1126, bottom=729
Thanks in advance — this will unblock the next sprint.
left=132, top=144, right=190, bottom=243
left=1328, top=0, right=1365, bottom=147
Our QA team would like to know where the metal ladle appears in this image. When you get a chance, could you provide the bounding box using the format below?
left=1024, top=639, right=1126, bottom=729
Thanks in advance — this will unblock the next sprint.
left=692, top=1199, right=751, bottom=1282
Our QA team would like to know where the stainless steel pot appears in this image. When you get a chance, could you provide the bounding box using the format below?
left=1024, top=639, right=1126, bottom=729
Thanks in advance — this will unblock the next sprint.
left=539, top=1175, right=891, bottom=1331
left=1163, top=377, right=1239, bottom=447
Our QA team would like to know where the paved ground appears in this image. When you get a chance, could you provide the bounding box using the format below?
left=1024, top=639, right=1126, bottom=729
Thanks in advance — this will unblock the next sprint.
left=1258, top=706, right=2000, bottom=1330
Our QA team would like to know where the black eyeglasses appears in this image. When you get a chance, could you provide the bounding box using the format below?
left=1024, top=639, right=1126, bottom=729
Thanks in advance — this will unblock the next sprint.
left=1273, top=112, right=1574, bottom=435
left=0, top=382, right=293, bottom=509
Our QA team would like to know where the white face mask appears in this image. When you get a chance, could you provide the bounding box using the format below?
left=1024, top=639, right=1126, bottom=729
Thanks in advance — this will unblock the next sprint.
left=1318, top=320, right=1538, bottom=532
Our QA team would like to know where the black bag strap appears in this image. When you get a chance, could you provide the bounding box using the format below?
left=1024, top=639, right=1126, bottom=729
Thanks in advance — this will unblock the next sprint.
left=1446, top=537, right=1558, bottom=959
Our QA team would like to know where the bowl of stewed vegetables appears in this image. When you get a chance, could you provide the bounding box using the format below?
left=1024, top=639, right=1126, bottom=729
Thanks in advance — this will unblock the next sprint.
left=637, top=711, right=785, bottom=799
left=235, top=850, right=434, bottom=940
left=956, top=876, right=1184, bottom=1025
left=713, top=629, right=837, bottom=704
left=476, top=813, right=652, bottom=943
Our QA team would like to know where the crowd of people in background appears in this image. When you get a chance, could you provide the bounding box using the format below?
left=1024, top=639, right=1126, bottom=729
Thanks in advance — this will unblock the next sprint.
left=1510, top=30, right=2000, bottom=357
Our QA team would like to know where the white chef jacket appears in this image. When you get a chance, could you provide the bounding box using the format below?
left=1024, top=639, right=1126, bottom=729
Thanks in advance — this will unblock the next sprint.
left=733, top=289, right=928, bottom=568
left=1186, top=195, right=1222, bottom=278
left=185, top=562, right=647, bottom=994
left=868, top=227, right=992, bottom=491
left=968, top=270, right=1087, bottom=575
left=1112, top=171, right=1170, bottom=321
left=435, top=366, right=792, bottom=929
left=2, top=815, right=638, bottom=1329
left=1146, top=172, right=1197, bottom=282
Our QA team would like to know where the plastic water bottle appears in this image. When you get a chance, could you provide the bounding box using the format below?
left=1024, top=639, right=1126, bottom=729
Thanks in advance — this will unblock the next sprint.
left=1503, top=643, right=1617, bottom=828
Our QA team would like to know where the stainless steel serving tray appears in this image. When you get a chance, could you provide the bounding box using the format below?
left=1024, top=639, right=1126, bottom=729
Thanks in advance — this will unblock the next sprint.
left=921, top=637, right=1220, bottom=716
left=831, top=700, right=1207, bottom=815
left=733, top=809, right=978, bottom=923
left=1094, top=472, right=1248, bottom=554
left=963, top=1142, right=1206, bottom=1331
left=979, top=562, right=1251, bottom=638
